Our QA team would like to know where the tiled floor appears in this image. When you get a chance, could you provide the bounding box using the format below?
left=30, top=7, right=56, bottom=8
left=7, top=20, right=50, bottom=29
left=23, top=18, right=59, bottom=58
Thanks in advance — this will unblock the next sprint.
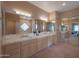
left=31, top=42, right=79, bottom=58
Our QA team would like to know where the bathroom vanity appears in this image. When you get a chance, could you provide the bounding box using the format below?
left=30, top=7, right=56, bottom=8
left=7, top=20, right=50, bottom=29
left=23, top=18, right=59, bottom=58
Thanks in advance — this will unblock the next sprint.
left=2, top=32, right=57, bottom=58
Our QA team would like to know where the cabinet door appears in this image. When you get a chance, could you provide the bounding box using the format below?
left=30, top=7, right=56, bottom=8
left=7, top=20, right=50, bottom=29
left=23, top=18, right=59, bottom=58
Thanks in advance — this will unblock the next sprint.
left=37, top=37, right=48, bottom=52
left=2, top=43, right=20, bottom=58
left=30, top=39, right=37, bottom=56
left=42, top=37, right=48, bottom=49
left=52, top=35, right=57, bottom=44
left=21, top=44, right=31, bottom=58
left=48, top=36, right=53, bottom=47
left=37, top=38, right=43, bottom=52
left=21, top=39, right=37, bottom=57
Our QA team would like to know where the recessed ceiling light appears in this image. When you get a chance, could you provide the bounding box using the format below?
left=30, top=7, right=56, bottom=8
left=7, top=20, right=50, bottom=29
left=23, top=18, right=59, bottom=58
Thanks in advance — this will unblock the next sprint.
left=62, top=2, right=66, bottom=6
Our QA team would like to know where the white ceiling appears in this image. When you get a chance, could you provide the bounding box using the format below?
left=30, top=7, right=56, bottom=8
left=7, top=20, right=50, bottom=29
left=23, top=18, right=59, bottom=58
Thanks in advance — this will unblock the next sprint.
left=28, top=1, right=79, bottom=13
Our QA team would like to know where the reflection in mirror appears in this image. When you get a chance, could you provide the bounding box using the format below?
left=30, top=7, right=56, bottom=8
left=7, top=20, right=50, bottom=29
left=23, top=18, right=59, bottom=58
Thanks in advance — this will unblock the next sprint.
left=62, top=17, right=79, bottom=32
left=32, top=19, right=47, bottom=33
left=72, top=23, right=79, bottom=32
left=61, top=18, right=69, bottom=32
left=47, top=22, right=55, bottom=32
left=61, top=17, right=79, bottom=41
left=61, top=24, right=67, bottom=32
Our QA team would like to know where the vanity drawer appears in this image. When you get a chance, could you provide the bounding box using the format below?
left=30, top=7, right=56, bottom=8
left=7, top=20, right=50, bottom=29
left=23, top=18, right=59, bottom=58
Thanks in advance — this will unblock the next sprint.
left=21, top=39, right=36, bottom=46
left=3, top=42, right=20, bottom=50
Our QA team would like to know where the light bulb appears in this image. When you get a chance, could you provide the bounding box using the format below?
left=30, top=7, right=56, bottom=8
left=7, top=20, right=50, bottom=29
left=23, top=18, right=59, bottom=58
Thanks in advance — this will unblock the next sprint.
left=52, top=21, right=56, bottom=23
left=62, top=2, right=66, bottom=6
left=16, top=11, right=20, bottom=14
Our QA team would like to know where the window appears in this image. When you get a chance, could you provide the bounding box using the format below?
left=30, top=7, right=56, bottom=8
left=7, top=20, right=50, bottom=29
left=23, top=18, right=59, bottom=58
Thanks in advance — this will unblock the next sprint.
left=20, top=23, right=29, bottom=31
left=72, top=23, right=79, bottom=32
left=74, top=25, right=79, bottom=31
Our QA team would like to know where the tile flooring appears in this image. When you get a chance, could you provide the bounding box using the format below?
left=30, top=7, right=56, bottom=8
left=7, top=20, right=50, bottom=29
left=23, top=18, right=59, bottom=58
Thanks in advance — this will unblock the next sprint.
left=31, top=42, right=79, bottom=58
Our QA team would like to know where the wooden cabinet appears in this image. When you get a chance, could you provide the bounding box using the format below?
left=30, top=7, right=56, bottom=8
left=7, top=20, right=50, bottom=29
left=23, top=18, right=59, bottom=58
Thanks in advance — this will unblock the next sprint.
left=48, top=36, right=53, bottom=47
left=21, top=43, right=31, bottom=57
left=37, top=38, right=43, bottom=52
left=37, top=37, right=48, bottom=52
left=21, top=39, right=37, bottom=58
left=2, top=42, right=20, bottom=58
left=42, top=37, right=48, bottom=49
left=30, top=39, right=37, bottom=56
left=2, top=35, right=56, bottom=58
left=48, top=35, right=57, bottom=47
left=52, top=35, right=57, bottom=44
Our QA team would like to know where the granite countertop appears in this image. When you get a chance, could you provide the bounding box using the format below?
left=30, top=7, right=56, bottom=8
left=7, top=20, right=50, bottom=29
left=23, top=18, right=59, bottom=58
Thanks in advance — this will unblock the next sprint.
left=2, top=32, right=56, bottom=45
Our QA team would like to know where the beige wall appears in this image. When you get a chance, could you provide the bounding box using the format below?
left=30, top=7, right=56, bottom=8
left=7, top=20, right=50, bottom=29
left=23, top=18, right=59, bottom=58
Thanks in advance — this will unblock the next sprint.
left=61, top=7, right=79, bottom=18
left=48, top=11, right=61, bottom=41
left=55, top=12, right=61, bottom=42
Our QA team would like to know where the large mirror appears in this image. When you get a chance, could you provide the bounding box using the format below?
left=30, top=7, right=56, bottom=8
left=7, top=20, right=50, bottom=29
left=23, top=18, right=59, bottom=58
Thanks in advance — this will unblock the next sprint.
left=4, top=12, right=33, bottom=35
left=3, top=11, right=48, bottom=35
left=61, top=16, right=79, bottom=42
left=47, top=22, right=55, bottom=32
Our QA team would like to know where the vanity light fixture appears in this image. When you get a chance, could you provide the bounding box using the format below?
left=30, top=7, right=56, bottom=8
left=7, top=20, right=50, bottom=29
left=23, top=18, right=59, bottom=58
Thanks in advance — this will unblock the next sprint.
left=61, top=23, right=64, bottom=26
left=14, top=10, right=31, bottom=17
left=16, top=11, right=20, bottom=14
left=40, top=17, right=48, bottom=22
